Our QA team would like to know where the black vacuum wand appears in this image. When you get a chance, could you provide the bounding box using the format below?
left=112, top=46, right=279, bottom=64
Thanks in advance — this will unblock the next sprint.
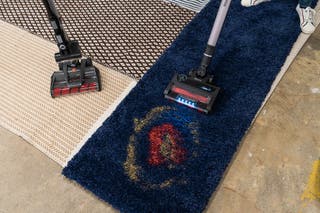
left=42, top=0, right=101, bottom=98
left=164, top=0, right=232, bottom=114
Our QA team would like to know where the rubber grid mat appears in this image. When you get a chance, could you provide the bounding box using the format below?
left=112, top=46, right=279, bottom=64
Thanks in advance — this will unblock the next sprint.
left=0, top=0, right=195, bottom=79
left=164, top=0, right=210, bottom=12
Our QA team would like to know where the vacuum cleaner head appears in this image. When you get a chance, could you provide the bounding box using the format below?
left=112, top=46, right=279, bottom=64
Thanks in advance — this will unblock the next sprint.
left=164, top=72, right=220, bottom=114
left=50, top=58, right=101, bottom=98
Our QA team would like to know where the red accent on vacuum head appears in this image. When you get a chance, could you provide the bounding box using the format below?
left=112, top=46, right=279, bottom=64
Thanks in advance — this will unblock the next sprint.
left=52, top=82, right=97, bottom=97
left=171, top=86, right=209, bottom=104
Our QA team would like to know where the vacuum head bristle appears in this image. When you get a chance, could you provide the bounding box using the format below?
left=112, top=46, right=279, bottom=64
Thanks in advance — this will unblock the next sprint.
left=164, top=73, right=220, bottom=113
left=50, top=59, right=101, bottom=98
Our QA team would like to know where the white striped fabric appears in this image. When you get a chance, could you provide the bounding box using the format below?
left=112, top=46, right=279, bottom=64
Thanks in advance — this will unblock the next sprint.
left=164, top=0, right=210, bottom=12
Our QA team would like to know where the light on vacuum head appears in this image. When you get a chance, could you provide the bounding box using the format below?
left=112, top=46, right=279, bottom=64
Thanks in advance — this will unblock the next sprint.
left=172, top=86, right=210, bottom=104
left=175, top=95, right=197, bottom=109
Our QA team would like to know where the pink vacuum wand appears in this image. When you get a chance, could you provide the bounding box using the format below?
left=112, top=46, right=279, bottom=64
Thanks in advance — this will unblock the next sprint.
left=164, top=0, right=232, bottom=114
left=197, top=0, right=232, bottom=77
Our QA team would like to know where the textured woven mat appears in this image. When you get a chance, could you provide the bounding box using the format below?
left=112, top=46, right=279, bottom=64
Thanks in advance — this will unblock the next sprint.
left=0, top=20, right=136, bottom=166
left=0, top=0, right=195, bottom=79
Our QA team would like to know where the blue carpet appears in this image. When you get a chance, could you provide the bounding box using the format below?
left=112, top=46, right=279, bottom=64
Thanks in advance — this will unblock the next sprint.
left=63, top=0, right=317, bottom=212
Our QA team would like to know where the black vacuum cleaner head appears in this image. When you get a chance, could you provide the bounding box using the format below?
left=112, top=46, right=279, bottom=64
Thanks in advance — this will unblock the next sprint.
left=50, top=58, right=101, bottom=98
left=164, top=73, right=220, bottom=114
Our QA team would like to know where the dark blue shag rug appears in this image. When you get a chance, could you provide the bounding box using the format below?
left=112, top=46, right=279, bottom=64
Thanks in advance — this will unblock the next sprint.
left=63, top=0, right=317, bottom=212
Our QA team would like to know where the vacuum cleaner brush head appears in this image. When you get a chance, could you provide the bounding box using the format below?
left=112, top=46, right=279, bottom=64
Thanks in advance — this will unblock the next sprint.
left=164, top=73, right=220, bottom=113
left=50, top=58, right=101, bottom=98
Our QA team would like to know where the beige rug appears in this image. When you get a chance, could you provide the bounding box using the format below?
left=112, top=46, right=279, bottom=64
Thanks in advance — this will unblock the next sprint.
left=0, top=20, right=136, bottom=166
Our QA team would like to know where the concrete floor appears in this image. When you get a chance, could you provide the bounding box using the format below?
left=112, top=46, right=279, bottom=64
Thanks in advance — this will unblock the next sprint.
left=0, top=27, right=320, bottom=212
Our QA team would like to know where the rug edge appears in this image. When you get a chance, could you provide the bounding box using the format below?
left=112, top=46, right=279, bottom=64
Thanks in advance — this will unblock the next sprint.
left=0, top=120, right=66, bottom=165
left=253, top=1, right=320, bottom=122
left=63, top=80, right=137, bottom=167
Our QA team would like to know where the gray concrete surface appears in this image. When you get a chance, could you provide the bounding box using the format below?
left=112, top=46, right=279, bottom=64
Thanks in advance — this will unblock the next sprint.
left=0, top=27, right=320, bottom=213
left=0, top=128, right=116, bottom=213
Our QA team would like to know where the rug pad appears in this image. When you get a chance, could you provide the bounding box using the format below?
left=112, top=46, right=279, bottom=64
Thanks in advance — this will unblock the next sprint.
left=0, top=0, right=195, bottom=79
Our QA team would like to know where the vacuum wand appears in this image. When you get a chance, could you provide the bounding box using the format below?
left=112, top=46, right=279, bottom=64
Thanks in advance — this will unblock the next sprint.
left=42, top=0, right=75, bottom=60
left=42, top=0, right=101, bottom=98
left=198, top=0, right=232, bottom=77
left=164, top=0, right=232, bottom=113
